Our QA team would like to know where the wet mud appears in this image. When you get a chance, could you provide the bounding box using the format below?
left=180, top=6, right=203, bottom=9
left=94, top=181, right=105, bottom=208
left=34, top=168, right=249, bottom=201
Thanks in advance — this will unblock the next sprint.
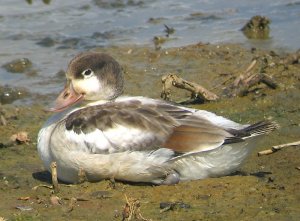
left=0, top=43, right=300, bottom=220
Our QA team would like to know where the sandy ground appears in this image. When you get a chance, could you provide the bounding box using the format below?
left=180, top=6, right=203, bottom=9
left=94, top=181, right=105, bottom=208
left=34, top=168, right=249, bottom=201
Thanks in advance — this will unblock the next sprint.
left=0, top=43, right=299, bottom=221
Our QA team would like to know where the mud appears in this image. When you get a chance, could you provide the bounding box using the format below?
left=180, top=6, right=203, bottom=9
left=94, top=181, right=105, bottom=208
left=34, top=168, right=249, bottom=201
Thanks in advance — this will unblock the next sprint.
left=0, top=43, right=300, bottom=220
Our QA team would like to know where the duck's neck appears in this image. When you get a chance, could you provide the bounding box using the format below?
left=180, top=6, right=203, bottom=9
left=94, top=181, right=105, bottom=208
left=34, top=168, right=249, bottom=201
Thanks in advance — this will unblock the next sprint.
left=83, top=99, right=112, bottom=107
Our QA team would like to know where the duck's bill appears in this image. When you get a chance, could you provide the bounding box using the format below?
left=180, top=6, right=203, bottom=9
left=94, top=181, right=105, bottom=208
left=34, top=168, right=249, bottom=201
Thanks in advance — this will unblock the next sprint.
left=49, top=83, right=83, bottom=112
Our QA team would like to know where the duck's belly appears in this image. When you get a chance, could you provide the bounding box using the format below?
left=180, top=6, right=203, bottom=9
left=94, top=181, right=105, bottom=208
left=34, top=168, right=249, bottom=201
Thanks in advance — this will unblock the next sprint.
left=171, top=141, right=255, bottom=181
left=38, top=123, right=174, bottom=183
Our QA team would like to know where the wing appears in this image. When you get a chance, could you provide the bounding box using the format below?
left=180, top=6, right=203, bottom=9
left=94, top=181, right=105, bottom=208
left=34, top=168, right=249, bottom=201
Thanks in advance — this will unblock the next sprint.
left=62, top=99, right=233, bottom=154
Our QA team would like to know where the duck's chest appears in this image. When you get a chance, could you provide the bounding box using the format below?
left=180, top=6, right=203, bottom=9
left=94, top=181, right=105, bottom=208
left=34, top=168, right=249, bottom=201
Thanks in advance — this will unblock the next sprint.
left=37, top=123, right=56, bottom=170
left=37, top=110, right=71, bottom=170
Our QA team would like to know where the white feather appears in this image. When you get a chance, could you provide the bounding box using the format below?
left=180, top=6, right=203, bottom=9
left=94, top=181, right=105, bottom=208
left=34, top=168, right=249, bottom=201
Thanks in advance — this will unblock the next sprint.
left=103, top=124, right=161, bottom=151
left=73, top=76, right=101, bottom=97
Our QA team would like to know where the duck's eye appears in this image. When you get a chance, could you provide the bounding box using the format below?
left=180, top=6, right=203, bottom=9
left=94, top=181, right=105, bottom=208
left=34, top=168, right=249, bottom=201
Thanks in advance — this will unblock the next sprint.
left=82, top=69, right=93, bottom=78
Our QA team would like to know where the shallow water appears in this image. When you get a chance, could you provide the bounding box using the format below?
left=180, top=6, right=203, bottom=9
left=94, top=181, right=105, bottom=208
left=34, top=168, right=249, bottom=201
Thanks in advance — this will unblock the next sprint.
left=0, top=0, right=299, bottom=102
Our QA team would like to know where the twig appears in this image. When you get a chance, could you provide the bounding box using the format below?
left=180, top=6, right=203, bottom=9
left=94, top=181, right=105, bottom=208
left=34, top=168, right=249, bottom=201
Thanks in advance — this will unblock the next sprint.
left=77, top=167, right=87, bottom=184
left=0, top=115, right=7, bottom=126
left=211, top=74, right=235, bottom=91
left=65, top=197, right=77, bottom=213
left=62, top=197, right=89, bottom=201
left=161, top=73, right=219, bottom=102
left=235, top=73, right=278, bottom=96
left=233, top=59, right=257, bottom=87
left=51, top=162, right=59, bottom=193
left=122, top=195, right=151, bottom=221
left=258, top=140, right=300, bottom=156
left=32, top=184, right=53, bottom=190
left=260, top=74, right=278, bottom=89
left=231, top=58, right=278, bottom=97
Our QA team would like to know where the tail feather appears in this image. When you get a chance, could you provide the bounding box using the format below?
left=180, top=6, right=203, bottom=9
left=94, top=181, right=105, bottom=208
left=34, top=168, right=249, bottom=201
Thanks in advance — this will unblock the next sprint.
left=242, top=121, right=279, bottom=137
left=224, top=121, right=279, bottom=144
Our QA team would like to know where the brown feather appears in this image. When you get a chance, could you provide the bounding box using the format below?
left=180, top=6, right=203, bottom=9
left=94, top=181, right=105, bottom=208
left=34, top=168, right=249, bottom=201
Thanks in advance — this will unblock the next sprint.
left=65, top=99, right=234, bottom=153
left=163, top=125, right=226, bottom=153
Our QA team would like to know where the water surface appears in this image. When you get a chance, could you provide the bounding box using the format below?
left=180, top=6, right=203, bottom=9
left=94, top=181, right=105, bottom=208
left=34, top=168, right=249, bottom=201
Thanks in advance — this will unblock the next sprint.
left=0, top=0, right=299, bottom=100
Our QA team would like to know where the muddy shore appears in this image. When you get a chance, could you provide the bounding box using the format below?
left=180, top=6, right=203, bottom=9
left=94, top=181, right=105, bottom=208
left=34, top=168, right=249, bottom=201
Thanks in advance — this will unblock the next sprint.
left=0, top=43, right=300, bottom=220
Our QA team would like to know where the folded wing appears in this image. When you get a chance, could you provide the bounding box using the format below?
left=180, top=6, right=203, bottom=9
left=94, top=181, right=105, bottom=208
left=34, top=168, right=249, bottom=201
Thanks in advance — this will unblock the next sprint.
left=62, top=99, right=239, bottom=155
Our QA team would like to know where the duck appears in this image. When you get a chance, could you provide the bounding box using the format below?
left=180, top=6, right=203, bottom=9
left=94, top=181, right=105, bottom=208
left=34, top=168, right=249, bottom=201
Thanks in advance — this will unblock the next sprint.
left=37, top=51, right=278, bottom=185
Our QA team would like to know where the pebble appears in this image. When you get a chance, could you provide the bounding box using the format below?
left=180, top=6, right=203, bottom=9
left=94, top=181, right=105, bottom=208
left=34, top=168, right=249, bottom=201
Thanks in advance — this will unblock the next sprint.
left=50, top=195, right=61, bottom=206
left=15, top=205, right=33, bottom=211
left=36, top=37, right=56, bottom=47
left=160, top=201, right=191, bottom=212
left=0, top=86, right=29, bottom=104
left=2, top=58, right=32, bottom=73
left=90, top=190, right=112, bottom=199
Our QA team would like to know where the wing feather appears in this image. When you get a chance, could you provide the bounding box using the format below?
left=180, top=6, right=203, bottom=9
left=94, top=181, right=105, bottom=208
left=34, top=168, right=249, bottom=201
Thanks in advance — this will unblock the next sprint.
left=64, top=99, right=233, bottom=154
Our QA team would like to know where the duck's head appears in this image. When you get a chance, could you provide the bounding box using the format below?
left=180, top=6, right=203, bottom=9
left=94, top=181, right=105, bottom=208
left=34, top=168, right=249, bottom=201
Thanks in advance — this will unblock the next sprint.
left=50, top=52, right=124, bottom=112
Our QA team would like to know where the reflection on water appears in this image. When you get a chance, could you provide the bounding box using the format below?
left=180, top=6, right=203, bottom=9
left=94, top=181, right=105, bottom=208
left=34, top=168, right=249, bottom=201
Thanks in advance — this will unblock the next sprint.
left=0, top=0, right=299, bottom=102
